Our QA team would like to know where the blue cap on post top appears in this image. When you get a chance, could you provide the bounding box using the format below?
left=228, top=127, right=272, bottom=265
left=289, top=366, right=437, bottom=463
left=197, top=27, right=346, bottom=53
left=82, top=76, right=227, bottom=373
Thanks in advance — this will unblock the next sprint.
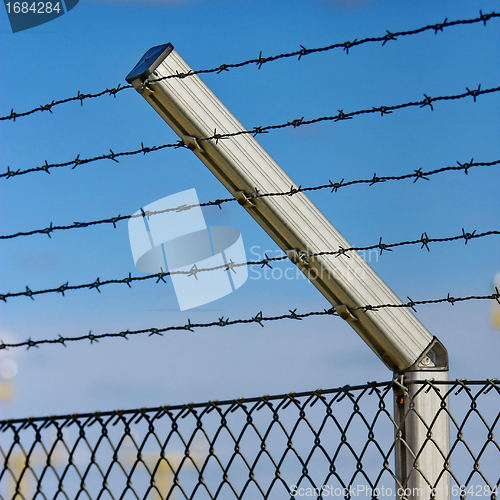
left=126, top=43, right=174, bottom=84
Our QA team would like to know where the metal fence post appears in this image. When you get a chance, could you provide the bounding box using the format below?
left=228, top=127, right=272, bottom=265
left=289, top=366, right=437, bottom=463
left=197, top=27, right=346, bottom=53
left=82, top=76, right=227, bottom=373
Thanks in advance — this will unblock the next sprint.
left=125, top=46, right=455, bottom=500
left=394, top=340, right=451, bottom=500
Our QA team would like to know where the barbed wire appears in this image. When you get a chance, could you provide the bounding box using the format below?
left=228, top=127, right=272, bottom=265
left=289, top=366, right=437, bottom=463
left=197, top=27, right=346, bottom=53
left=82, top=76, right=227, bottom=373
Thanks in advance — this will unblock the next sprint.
left=2, top=85, right=498, bottom=180
left=0, top=84, right=131, bottom=123
left=1, top=291, right=498, bottom=350
left=1, top=229, right=497, bottom=302
left=1, top=11, right=497, bottom=123
left=1, top=158, right=497, bottom=240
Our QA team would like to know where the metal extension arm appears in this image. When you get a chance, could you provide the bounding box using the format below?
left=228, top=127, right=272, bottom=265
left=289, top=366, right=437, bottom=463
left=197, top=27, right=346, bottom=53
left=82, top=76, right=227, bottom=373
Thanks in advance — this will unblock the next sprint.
left=127, top=42, right=451, bottom=500
left=126, top=43, right=447, bottom=375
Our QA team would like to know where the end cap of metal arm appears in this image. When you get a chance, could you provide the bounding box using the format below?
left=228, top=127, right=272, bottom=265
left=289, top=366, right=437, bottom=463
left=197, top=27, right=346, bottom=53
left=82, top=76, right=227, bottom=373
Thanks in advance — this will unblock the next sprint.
left=125, top=43, right=174, bottom=84
left=397, top=337, right=448, bottom=373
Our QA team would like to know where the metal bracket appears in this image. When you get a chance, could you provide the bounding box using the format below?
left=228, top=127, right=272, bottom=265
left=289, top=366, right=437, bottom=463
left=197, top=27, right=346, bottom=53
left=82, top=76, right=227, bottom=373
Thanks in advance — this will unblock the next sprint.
left=182, top=135, right=204, bottom=153
left=335, top=304, right=358, bottom=322
left=131, top=79, right=154, bottom=96
left=286, top=248, right=310, bottom=265
left=234, top=191, right=255, bottom=208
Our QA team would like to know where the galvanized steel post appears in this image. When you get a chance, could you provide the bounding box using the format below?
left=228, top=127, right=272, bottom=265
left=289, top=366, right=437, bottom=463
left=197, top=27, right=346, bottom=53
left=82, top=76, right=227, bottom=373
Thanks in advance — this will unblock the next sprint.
left=126, top=43, right=451, bottom=499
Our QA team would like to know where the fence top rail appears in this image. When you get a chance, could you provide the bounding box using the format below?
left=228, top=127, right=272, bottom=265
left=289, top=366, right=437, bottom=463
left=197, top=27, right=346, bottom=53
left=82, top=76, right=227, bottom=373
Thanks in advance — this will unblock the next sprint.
left=1, top=379, right=497, bottom=428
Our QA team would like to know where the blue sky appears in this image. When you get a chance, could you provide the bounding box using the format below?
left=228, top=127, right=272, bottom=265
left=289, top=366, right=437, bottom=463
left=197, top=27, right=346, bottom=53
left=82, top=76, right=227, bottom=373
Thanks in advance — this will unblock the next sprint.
left=0, top=0, right=499, bottom=419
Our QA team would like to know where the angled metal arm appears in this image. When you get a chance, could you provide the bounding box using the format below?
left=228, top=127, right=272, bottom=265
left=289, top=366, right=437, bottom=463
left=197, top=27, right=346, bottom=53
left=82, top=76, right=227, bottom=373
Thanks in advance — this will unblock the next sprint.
left=125, top=43, right=447, bottom=374
left=127, top=42, right=451, bottom=500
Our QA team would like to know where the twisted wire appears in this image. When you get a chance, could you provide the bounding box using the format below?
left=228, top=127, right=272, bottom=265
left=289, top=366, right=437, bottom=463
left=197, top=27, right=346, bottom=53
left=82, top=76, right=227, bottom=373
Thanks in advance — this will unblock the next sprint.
left=1, top=11, right=497, bottom=122
left=0, top=379, right=495, bottom=423
left=2, top=85, right=498, bottom=179
left=1, top=158, right=498, bottom=240
left=1, top=291, right=498, bottom=350
left=1, top=229, right=497, bottom=302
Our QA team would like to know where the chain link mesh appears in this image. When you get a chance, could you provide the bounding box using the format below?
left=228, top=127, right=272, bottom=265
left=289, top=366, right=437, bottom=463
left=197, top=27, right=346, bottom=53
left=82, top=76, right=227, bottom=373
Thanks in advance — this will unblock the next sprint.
left=0, top=379, right=498, bottom=499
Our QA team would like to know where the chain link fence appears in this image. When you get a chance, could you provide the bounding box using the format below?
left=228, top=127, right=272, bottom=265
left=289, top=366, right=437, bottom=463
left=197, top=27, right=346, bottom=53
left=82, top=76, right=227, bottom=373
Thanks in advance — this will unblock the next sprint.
left=0, top=379, right=498, bottom=500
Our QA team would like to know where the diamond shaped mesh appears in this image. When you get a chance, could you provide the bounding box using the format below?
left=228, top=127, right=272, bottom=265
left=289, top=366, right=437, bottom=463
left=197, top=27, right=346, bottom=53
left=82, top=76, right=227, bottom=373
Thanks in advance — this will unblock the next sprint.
left=0, top=380, right=498, bottom=500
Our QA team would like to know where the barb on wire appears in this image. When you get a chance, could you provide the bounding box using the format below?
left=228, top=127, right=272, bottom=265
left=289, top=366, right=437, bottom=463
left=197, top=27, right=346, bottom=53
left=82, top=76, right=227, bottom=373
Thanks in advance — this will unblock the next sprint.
left=1, top=84, right=131, bottom=122
left=0, top=196, right=234, bottom=239
left=1, top=158, right=498, bottom=240
left=0, top=140, right=182, bottom=179
left=1, top=229, right=498, bottom=302
left=2, top=85, right=499, bottom=180
left=1, top=12, right=497, bottom=122
left=209, top=84, right=500, bottom=142
left=0, top=291, right=498, bottom=350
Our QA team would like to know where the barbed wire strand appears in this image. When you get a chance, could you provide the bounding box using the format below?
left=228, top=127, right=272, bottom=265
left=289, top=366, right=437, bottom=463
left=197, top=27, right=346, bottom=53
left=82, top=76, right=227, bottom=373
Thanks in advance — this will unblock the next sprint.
left=1, top=11, right=497, bottom=123
left=1, top=291, right=499, bottom=350
left=1, top=158, right=498, bottom=240
left=1, top=229, right=497, bottom=302
left=2, top=84, right=498, bottom=180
